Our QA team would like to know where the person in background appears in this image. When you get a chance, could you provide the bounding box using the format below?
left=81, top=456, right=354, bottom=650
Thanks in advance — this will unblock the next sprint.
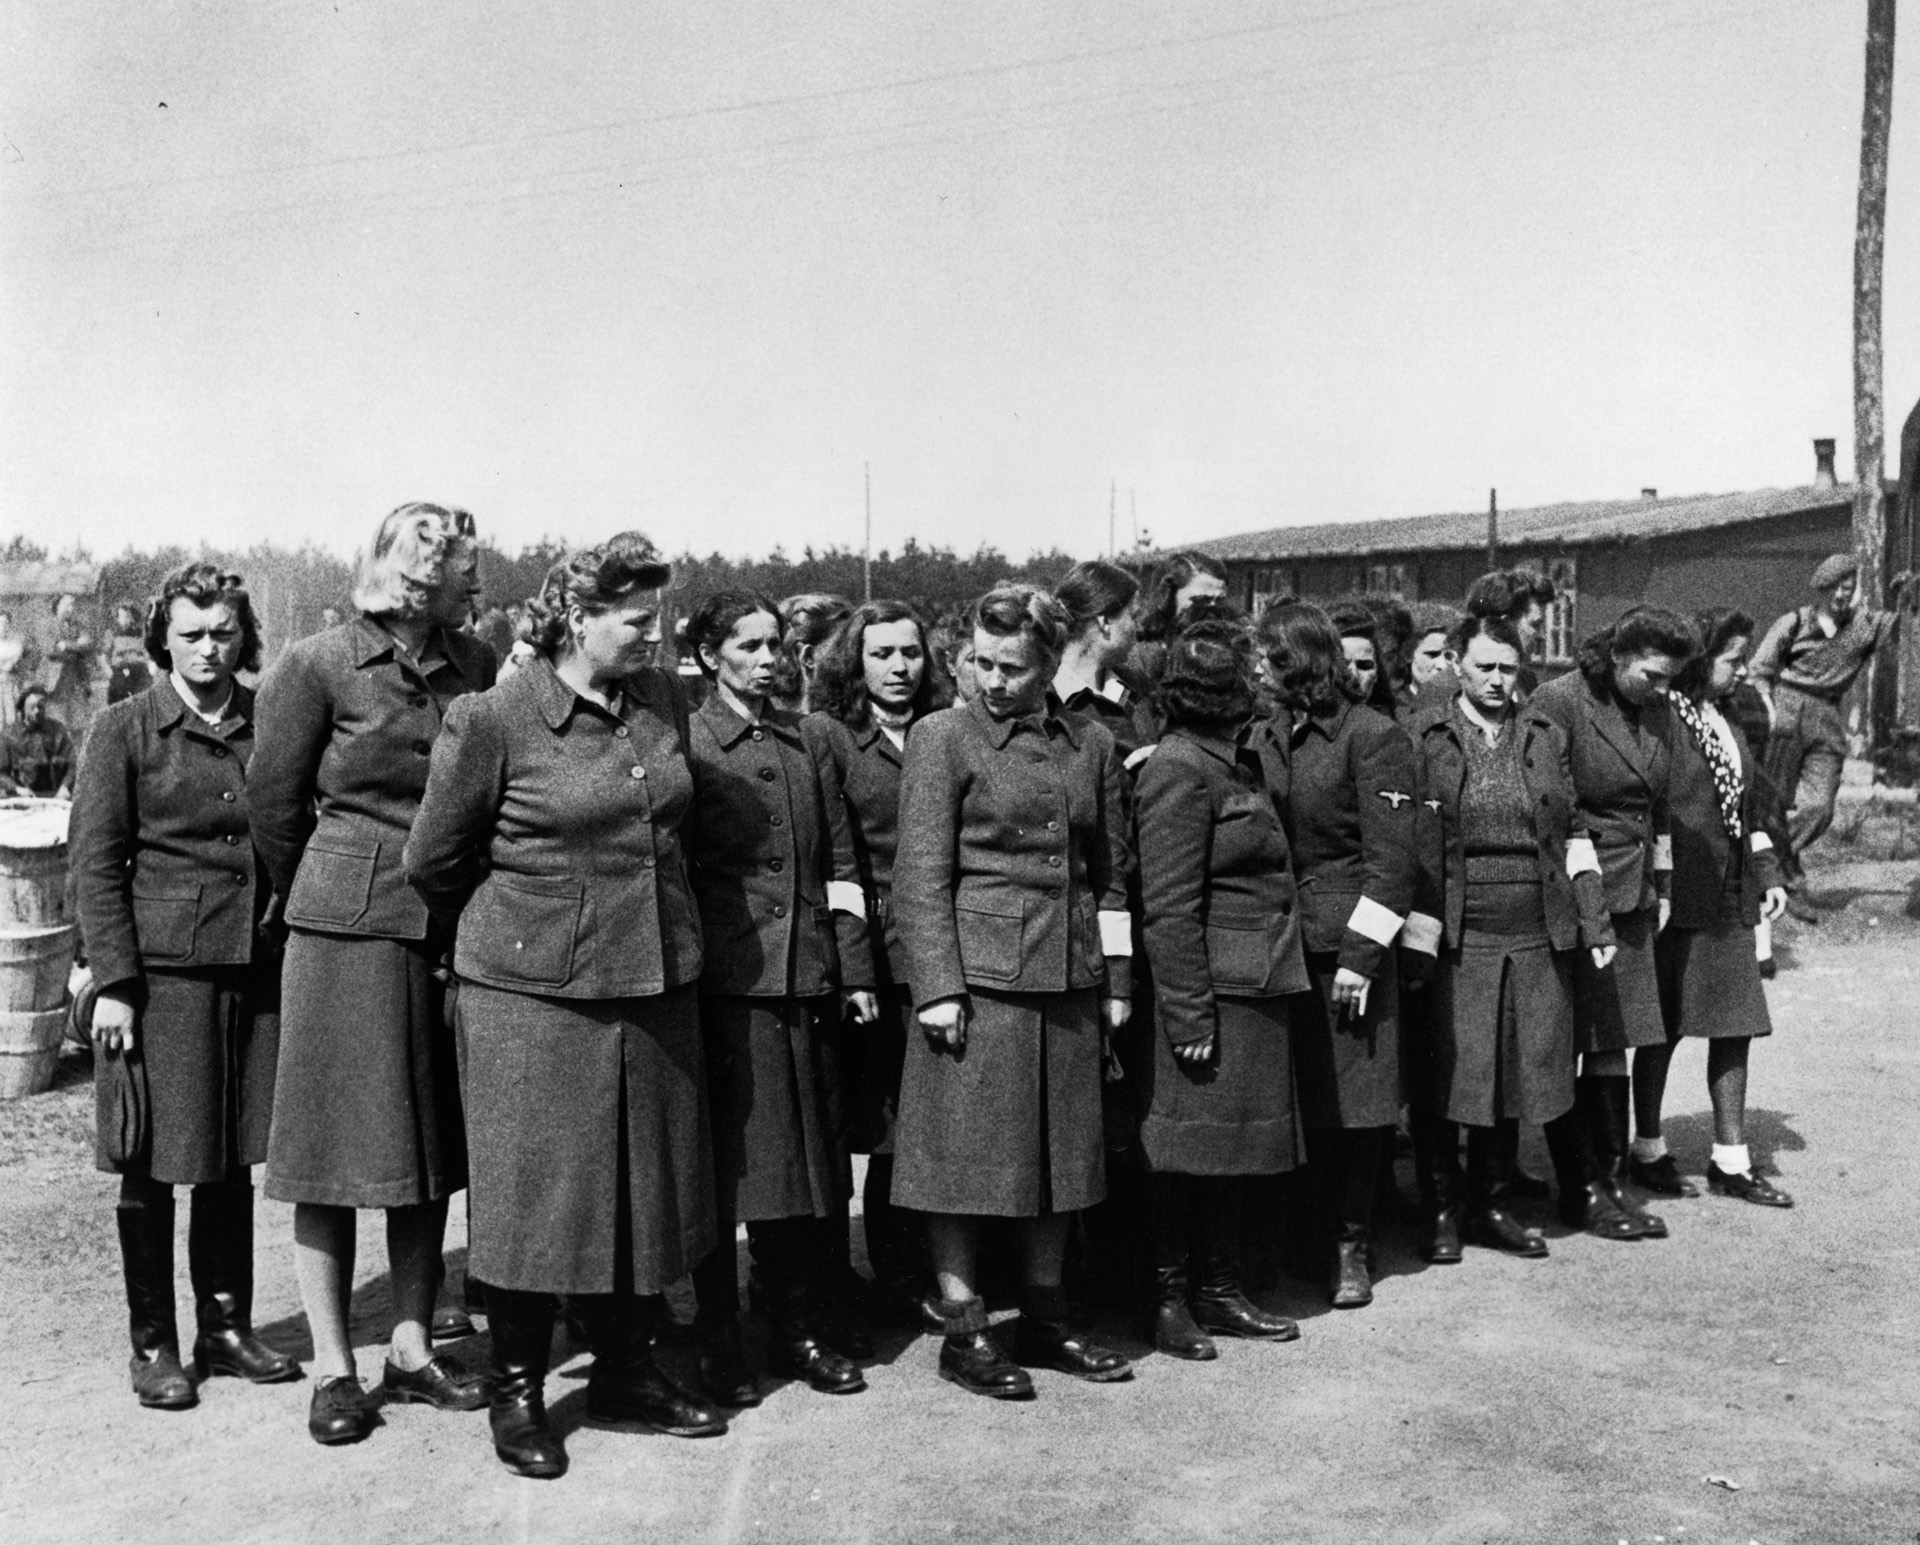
left=1402, top=602, right=1462, bottom=718
left=1052, top=561, right=1153, bottom=757
left=774, top=593, right=853, bottom=715
left=47, top=592, right=97, bottom=738
left=1359, top=595, right=1415, bottom=707
left=1130, top=551, right=1229, bottom=683
left=1324, top=599, right=1398, bottom=718
left=251, top=503, right=497, bottom=1446
left=106, top=603, right=154, bottom=705
left=935, top=604, right=980, bottom=704
left=70, top=563, right=299, bottom=1411
left=1629, top=608, right=1793, bottom=1209
left=1747, top=554, right=1908, bottom=919
left=0, top=684, right=75, bottom=798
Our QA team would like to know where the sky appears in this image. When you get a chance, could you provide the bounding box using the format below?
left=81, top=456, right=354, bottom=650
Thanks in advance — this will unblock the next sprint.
left=2, top=0, right=1916, bottom=565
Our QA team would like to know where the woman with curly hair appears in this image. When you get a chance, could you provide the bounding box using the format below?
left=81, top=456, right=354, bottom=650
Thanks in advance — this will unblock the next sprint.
left=1127, top=551, right=1228, bottom=685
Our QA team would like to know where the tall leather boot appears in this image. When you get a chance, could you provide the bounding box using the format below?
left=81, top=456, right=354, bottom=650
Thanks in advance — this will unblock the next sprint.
left=1147, top=1172, right=1213, bottom=1360
left=1191, top=1177, right=1297, bottom=1340
left=1588, top=1075, right=1666, bottom=1238
left=1492, top=1115, right=1553, bottom=1199
left=1329, top=1129, right=1380, bottom=1309
left=1544, top=1087, right=1643, bottom=1240
left=485, top=1287, right=566, bottom=1479
left=692, top=1228, right=762, bottom=1407
left=116, top=1181, right=195, bottom=1409
left=755, top=1218, right=865, bottom=1394
left=188, top=1182, right=301, bottom=1383
left=1464, top=1127, right=1547, bottom=1257
left=1414, top=1113, right=1464, bottom=1264
left=581, top=1293, right=728, bottom=1436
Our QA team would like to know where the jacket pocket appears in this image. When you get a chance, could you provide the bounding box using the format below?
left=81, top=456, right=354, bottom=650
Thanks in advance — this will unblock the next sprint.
left=1205, top=917, right=1273, bottom=992
left=286, top=835, right=379, bottom=930
left=462, top=874, right=583, bottom=988
left=132, top=882, right=202, bottom=963
left=956, top=897, right=1024, bottom=984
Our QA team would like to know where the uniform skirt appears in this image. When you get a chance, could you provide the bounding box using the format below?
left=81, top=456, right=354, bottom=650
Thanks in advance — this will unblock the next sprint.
left=263, top=930, right=466, bottom=1208
left=703, top=993, right=850, bottom=1223
left=1294, top=952, right=1402, bottom=1130
left=1138, top=995, right=1301, bottom=1177
left=95, top=963, right=281, bottom=1185
left=891, top=986, right=1105, bottom=1217
left=847, top=985, right=910, bottom=1156
left=1656, top=882, right=1772, bottom=1041
left=1572, top=906, right=1665, bottom=1054
left=1430, top=880, right=1576, bottom=1127
left=458, top=983, right=715, bottom=1296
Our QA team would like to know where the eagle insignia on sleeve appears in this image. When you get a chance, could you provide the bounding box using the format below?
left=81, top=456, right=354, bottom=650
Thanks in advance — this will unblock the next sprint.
left=1378, top=789, right=1412, bottom=809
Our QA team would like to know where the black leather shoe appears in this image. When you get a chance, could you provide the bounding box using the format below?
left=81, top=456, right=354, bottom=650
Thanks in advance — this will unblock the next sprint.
left=1329, top=1241, right=1372, bottom=1309
left=491, top=1392, right=567, bottom=1479
left=1191, top=1289, right=1298, bottom=1342
left=696, top=1321, right=763, bottom=1407
left=1013, top=1318, right=1133, bottom=1382
left=1468, top=1207, right=1549, bottom=1258
left=382, top=1355, right=490, bottom=1410
left=130, top=1347, right=197, bottom=1410
left=769, top=1334, right=867, bottom=1394
left=1425, top=1207, right=1464, bottom=1265
left=1629, top=1154, right=1699, bottom=1198
left=939, top=1331, right=1034, bottom=1398
left=431, top=1305, right=477, bottom=1341
left=1707, top=1163, right=1794, bottom=1208
left=194, top=1327, right=301, bottom=1384
left=1153, top=1298, right=1217, bottom=1360
left=308, top=1375, right=377, bottom=1445
left=588, top=1360, right=729, bottom=1435
left=1559, top=1182, right=1647, bottom=1241
left=1603, top=1179, right=1667, bottom=1239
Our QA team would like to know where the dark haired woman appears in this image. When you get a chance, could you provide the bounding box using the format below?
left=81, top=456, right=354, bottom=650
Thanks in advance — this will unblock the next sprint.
left=1128, top=551, right=1228, bottom=685
left=803, top=600, right=953, bottom=1323
left=893, top=584, right=1136, bottom=1398
left=1324, top=599, right=1400, bottom=719
left=1628, top=609, right=1792, bottom=1207
left=252, top=504, right=496, bottom=1444
left=774, top=592, right=854, bottom=715
left=1531, top=606, right=1695, bottom=1241
left=683, top=589, right=868, bottom=1402
left=71, top=563, right=298, bottom=1410
left=1053, top=561, right=1154, bottom=755
left=1252, top=602, right=1429, bottom=1308
left=408, top=533, right=726, bottom=1478
left=1406, top=614, right=1615, bottom=1262
left=1135, top=616, right=1307, bottom=1359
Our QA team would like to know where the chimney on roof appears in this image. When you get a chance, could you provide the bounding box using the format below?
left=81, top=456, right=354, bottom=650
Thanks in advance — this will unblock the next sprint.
left=1812, top=437, right=1838, bottom=488
left=1640, top=487, right=1658, bottom=501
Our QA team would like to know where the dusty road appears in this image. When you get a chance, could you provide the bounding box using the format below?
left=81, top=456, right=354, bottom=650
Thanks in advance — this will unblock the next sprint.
left=2, top=854, right=1916, bottom=1545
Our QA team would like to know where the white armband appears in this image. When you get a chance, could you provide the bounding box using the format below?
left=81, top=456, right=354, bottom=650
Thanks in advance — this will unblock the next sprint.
left=1123, top=743, right=1158, bottom=771
left=1653, top=834, right=1673, bottom=872
left=1401, top=912, right=1443, bottom=956
left=827, top=881, right=867, bottom=917
left=1098, top=909, right=1134, bottom=956
left=1750, top=831, right=1773, bottom=854
left=1565, top=837, right=1601, bottom=878
left=1346, top=895, right=1404, bottom=948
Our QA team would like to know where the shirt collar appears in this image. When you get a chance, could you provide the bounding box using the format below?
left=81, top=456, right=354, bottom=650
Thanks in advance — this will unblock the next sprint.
left=1297, top=698, right=1352, bottom=742
left=699, top=691, right=801, bottom=749
left=1173, top=726, right=1241, bottom=767
left=973, top=694, right=1082, bottom=750
left=1453, top=693, right=1509, bottom=745
left=349, top=614, right=477, bottom=680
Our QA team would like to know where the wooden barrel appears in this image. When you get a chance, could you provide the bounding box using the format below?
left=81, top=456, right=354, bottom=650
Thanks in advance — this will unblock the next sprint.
left=0, top=1005, right=67, bottom=1100
left=0, top=800, right=71, bottom=928
left=0, top=923, right=76, bottom=1012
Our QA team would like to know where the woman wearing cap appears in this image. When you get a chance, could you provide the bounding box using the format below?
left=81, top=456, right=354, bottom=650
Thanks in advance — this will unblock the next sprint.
left=1628, top=608, right=1793, bottom=1208
left=70, top=563, right=299, bottom=1411
left=1530, top=606, right=1695, bottom=1242
left=251, top=503, right=496, bottom=1445
left=407, top=533, right=726, bottom=1479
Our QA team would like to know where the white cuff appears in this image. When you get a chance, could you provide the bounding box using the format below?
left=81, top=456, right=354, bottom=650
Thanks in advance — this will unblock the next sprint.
left=1565, top=837, right=1601, bottom=878
left=1346, top=895, right=1404, bottom=948
left=1750, top=831, right=1774, bottom=853
left=1653, top=834, right=1674, bottom=872
left=1123, top=744, right=1158, bottom=771
left=827, top=881, right=867, bottom=917
left=1401, top=912, right=1443, bottom=956
left=1098, top=910, right=1134, bottom=956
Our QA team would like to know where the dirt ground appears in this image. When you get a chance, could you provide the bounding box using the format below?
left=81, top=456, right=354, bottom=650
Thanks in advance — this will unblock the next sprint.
left=3, top=852, right=1917, bottom=1545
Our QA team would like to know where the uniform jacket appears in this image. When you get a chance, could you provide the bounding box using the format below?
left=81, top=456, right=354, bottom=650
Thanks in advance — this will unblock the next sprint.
left=1248, top=700, right=1427, bottom=979
left=250, top=616, right=496, bottom=942
left=68, top=677, right=266, bottom=992
left=1406, top=698, right=1613, bottom=954
left=1134, top=727, right=1309, bottom=1046
left=685, top=693, right=857, bottom=998
left=1664, top=700, right=1785, bottom=930
left=1528, top=668, right=1672, bottom=916
left=802, top=711, right=907, bottom=991
left=894, top=697, right=1133, bottom=1004
left=405, top=658, right=704, bottom=999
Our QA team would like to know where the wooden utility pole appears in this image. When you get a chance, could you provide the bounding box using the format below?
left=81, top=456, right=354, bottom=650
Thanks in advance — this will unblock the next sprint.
left=863, top=463, right=872, bottom=602
left=1486, top=489, right=1499, bottom=571
left=1855, top=0, right=1897, bottom=610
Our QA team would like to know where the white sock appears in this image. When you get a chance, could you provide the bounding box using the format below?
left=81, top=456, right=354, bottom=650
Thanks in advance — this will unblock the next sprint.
left=1712, top=1143, right=1751, bottom=1176
left=1630, top=1135, right=1667, bottom=1163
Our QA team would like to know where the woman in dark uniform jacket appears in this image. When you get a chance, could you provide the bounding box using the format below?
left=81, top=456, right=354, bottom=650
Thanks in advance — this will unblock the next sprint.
left=1134, top=616, right=1307, bottom=1361
left=1530, top=606, right=1694, bottom=1243
left=683, top=590, right=869, bottom=1403
left=1629, top=609, right=1793, bottom=1208
left=407, top=534, right=725, bottom=1479
left=1053, top=561, right=1155, bottom=756
left=893, top=584, right=1136, bottom=1399
left=1406, top=614, right=1616, bottom=1264
left=251, top=504, right=496, bottom=1444
left=1250, top=602, right=1433, bottom=1310
left=71, top=564, right=298, bottom=1410
left=803, top=600, right=953, bottom=1323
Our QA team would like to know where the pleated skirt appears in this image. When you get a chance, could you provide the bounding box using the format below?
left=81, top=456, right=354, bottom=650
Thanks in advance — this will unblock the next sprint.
left=1294, top=953, right=1402, bottom=1130
left=1138, top=994, right=1302, bottom=1177
left=1572, top=906, right=1666, bottom=1054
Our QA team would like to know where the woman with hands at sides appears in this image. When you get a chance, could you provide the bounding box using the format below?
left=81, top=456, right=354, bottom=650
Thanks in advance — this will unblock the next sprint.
left=1132, top=614, right=1308, bottom=1361
left=802, top=601, right=953, bottom=1325
left=1629, top=609, right=1794, bottom=1209
left=891, top=585, right=1136, bottom=1399
left=70, top=563, right=299, bottom=1411
left=1250, top=602, right=1435, bottom=1310
left=405, top=534, right=725, bottom=1481
left=1404, top=614, right=1615, bottom=1265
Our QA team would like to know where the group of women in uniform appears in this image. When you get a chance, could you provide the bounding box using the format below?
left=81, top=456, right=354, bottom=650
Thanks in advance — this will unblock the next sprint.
left=67, top=514, right=1795, bottom=1484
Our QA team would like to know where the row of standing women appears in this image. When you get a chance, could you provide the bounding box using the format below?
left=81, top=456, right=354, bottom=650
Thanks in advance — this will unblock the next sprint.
left=70, top=514, right=1791, bottom=1487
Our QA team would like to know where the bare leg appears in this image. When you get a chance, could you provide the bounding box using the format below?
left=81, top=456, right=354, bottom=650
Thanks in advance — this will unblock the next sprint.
left=1016, top=1213, right=1071, bottom=1288
left=926, top=1214, right=979, bottom=1303
left=385, top=1198, right=449, bottom=1371
left=1706, top=1038, right=1751, bottom=1147
left=293, top=1203, right=357, bottom=1379
left=1631, top=1042, right=1676, bottom=1141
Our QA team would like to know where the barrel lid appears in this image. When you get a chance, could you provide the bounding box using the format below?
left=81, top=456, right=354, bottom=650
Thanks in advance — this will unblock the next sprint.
left=0, top=800, right=70, bottom=850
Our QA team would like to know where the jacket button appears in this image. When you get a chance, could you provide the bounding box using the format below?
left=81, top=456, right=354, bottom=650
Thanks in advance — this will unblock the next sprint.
left=629, top=766, right=646, bottom=780
left=1047, top=855, right=1062, bottom=867
left=768, top=858, right=783, bottom=872
left=233, top=872, right=246, bottom=884
left=751, top=729, right=765, bottom=742
left=1046, top=820, right=1059, bottom=831
left=759, top=767, right=777, bottom=782
left=221, top=791, right=236, bottom=802
left=514, top=941, right=524, bottom=951
left=773, top=904, right=788, bottom=918
left=770, top=815, right=783, bottom=827
left=212, top=746, right=229, bottom=759
left=224, top=834, right=239, bottom=845
left=615, top=727, right=630, bottom=739
left=642, top=855, right=655, bottom=867
left=409, top=695, right=428, bottom=709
